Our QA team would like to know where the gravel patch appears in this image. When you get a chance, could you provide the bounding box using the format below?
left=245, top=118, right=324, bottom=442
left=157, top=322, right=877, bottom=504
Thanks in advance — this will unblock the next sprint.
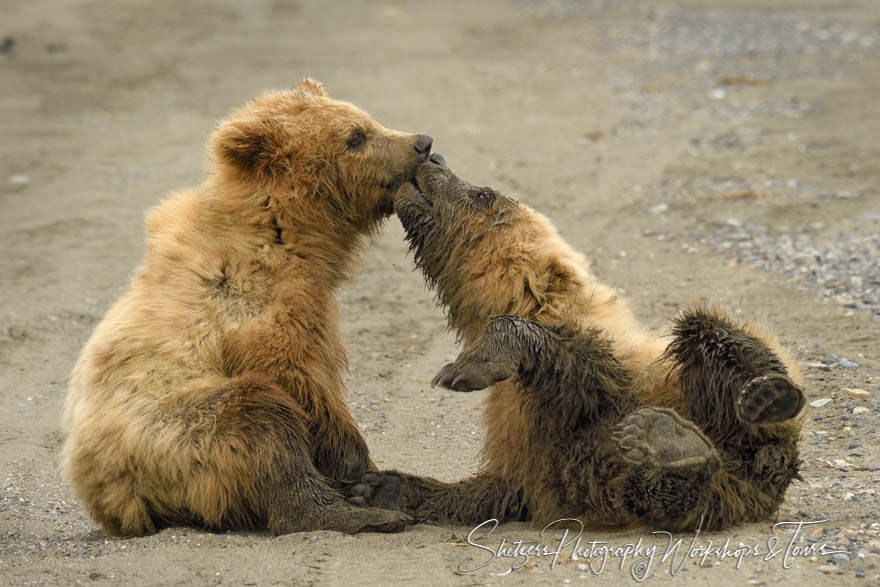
left=677, top=219, right=880, bottom=320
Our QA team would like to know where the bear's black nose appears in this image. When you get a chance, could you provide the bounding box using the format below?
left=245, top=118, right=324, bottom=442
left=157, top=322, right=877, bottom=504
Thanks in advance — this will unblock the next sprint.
left=413, top=134, right=433, bottom=161
left=428, top=153, right=447, bottom=169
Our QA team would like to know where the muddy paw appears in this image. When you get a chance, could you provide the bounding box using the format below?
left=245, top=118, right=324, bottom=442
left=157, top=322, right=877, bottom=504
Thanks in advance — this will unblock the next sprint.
left=325, top=506, right=412, bottom=534
left=269, top=502, right=411, bottom=535
left=348, top=508, right=412, bottom=534
left=345, top=472, right=402, bottom=511
left=612, top=407, right=719, bottom=471
left=737, top=373, right=805, bottom=425
left=431, top=356, right=517, bottom=392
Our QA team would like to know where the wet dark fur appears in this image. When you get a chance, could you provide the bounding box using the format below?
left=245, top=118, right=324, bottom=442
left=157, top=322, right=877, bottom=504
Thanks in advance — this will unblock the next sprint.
left=347, top=156, right=804, bottom=531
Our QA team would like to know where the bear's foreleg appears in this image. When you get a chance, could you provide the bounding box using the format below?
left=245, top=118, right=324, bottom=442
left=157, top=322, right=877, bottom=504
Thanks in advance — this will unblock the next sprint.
left=213, top=376, right=410, bottom=534
left=310, top=408, right=374, bottom=488
left=433, top=315, right=638, bottom=431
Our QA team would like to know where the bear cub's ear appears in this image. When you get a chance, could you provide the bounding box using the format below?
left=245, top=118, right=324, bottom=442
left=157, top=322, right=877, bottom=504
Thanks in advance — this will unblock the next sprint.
left=296, top=78, right=327, bottom=97
left=215, top=118, right=286, bottom=179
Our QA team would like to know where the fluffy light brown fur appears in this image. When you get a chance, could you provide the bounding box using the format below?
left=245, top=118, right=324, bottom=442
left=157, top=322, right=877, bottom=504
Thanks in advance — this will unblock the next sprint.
left=62, top=79, right=430, bottom=536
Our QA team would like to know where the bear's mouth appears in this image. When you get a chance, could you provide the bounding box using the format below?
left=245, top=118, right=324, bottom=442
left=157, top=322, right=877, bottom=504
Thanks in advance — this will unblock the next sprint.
left=409, top=181, right=433, bottom=209
left=382, top=175, right=405, bottom=194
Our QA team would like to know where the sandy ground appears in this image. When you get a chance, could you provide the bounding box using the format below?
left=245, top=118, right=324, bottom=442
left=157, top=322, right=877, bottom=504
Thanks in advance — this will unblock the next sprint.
left=2, top=0, right=879, bottom=584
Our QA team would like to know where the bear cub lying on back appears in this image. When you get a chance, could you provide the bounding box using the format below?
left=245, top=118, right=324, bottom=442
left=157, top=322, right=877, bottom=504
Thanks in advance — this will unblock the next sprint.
left=348, top=154, right=805, bottom=531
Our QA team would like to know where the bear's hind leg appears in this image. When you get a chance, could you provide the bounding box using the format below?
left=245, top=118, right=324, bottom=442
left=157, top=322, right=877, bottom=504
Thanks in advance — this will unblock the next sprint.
left=345, top=471, right=528, bottom=525
left=661, top=307, right=803, bottom=528
left=665, top=307, right=805, bottom=437
left=144, top=374, right=410, bottom=535
left=612, top=407, right=720, bottom=530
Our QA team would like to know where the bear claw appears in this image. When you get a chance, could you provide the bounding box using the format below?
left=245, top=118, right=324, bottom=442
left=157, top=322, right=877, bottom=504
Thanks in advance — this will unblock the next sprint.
left=737, top=373, right=805, bottom=425
left=431, top=358, right=517, bottom=393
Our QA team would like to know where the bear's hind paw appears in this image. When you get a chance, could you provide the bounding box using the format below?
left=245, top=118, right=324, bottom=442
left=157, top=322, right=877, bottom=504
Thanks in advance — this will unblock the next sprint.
left=737, top=373, right=805, bottom=425
left=613, top=407, right=719, bottom=472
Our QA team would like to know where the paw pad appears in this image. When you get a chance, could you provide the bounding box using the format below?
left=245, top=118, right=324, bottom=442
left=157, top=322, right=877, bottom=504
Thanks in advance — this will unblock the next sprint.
left=612, top=407, right=718, bottom=471
left=344, top=472, right=402, bottom=511
left=737, top=373, right=805, bottom=425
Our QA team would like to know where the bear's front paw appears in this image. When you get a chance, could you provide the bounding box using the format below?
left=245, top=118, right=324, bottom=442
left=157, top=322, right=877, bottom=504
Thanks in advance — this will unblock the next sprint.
left=737, top=373, right=805, bottom=425
left=431, top=356, right=518, bottom=392
left=344, top=472, right=402, bottom=511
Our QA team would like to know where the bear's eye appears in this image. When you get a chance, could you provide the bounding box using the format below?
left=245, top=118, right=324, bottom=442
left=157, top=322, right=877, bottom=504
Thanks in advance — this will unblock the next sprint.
left=474, top=188, right=496, bottom=206
left=346, top=130, right=366, bottom=150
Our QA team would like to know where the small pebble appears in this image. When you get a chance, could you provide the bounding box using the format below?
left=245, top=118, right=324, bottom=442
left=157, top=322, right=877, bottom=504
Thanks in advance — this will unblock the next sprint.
left=830, top=553, right=850, bottom=564
left=852, top=407, right=870, bottom=415
left=810, top=398, right=833, bottom=408
left=649, top=203, right=669, bottom=215
left=803, top=361, right=832, bottom=371
left=839, top=358, right=860, bottom=369
left=8, top=174, right=29, bottom=185
left=817, top=564, right=841, bottom=574
left=844, top=388, right=871, bottom=399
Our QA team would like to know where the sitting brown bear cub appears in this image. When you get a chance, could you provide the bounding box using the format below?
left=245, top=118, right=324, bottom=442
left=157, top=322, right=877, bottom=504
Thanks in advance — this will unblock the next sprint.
left=62, top=80, right=432, bottom=536
left=347, top=154, right=805, bottom=531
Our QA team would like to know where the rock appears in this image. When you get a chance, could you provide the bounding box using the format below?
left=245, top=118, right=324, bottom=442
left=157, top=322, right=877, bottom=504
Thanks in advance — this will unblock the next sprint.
left=844, top=388, right=871, bottom=398
left=810, top=398, right=833, bottom=408
left=817, top=564, right=840, bottom=574
left=830, top=553, right=850, bottom=564
left=8, top=174, right=29, bottom=185
left=649, top=203, right=669, bottom=215
left=852, top=407, right=870, bottom=416
left=856, top=562, right=865, bottom=578
left=839, top=358, right=859, bottom=369
left=0, top=36, right=15, bottom=54
left=803, top=361, right=831, bottom=371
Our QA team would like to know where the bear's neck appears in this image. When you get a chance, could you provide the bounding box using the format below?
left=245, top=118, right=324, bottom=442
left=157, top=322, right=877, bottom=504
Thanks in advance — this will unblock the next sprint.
left=200, top=182, right=369, bottom=289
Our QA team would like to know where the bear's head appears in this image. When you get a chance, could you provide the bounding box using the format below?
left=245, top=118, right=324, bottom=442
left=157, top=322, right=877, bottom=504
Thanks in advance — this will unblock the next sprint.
left=395, top=155, right=581, bottom=341
left=211, top=79, right=431, bottom=232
